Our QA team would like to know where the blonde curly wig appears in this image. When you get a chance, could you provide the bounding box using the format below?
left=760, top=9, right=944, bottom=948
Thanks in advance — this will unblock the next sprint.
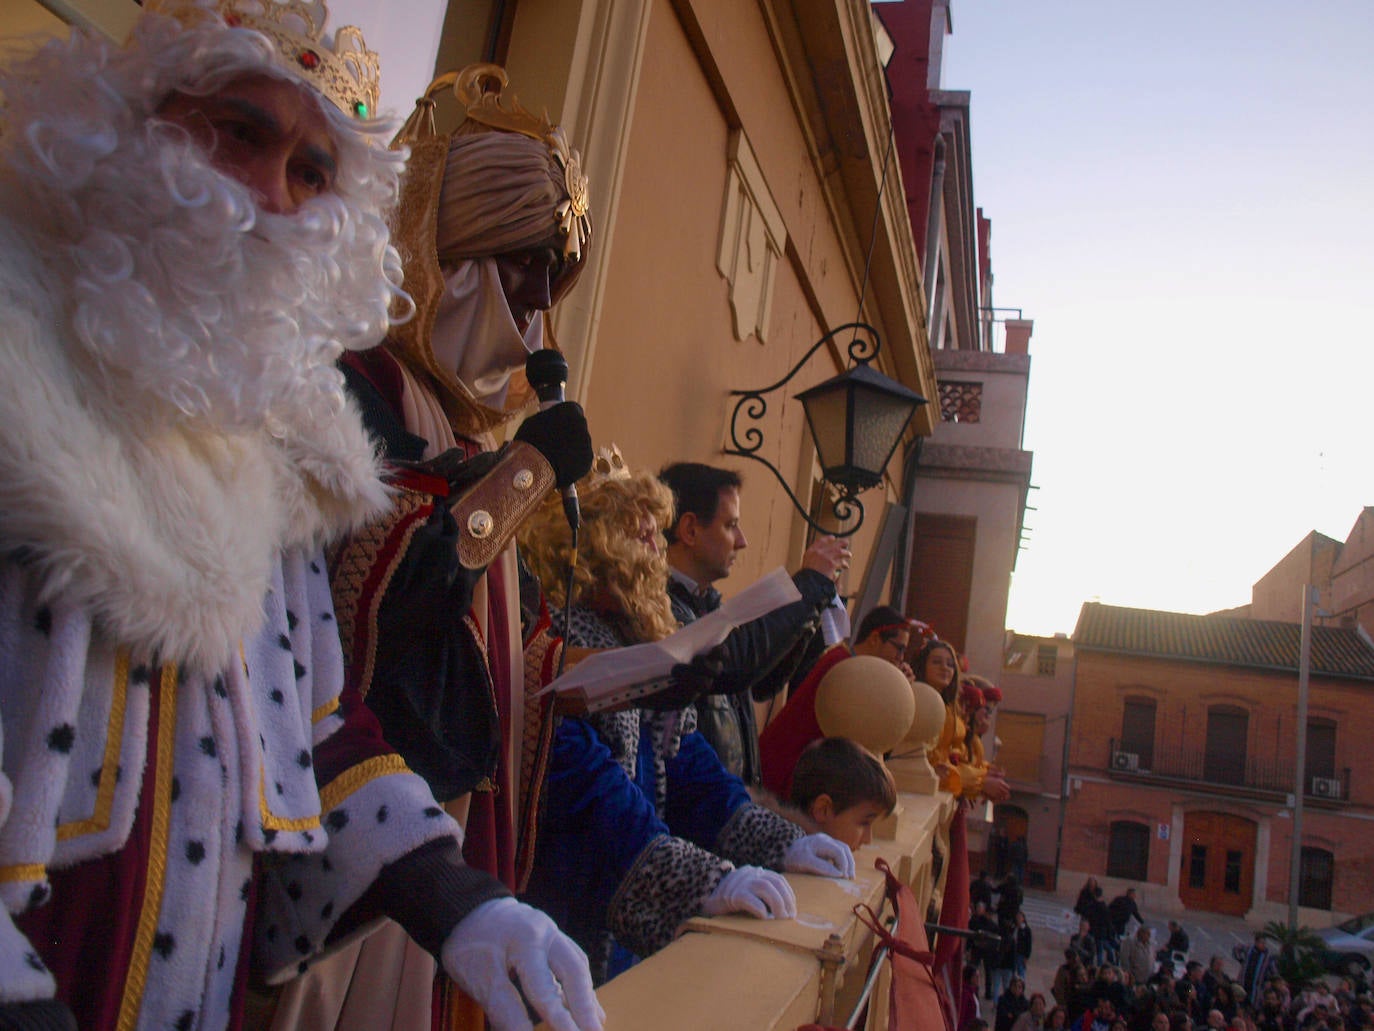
left=519, top=468, right=678, bottom=643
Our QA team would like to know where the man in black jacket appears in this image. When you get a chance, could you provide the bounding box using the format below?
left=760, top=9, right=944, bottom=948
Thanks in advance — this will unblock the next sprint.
left=660, top=462, right=847, bottom=783
left=1108, top=887, right=1145, bottom=939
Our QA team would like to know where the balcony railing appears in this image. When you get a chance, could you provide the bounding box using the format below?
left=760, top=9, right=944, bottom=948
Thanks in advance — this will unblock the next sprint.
left=1107, top=739, right=1352, bottom=803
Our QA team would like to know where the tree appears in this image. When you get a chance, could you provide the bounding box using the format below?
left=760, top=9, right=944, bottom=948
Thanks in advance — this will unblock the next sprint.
left=1260, top=921, right=1328, bottom=985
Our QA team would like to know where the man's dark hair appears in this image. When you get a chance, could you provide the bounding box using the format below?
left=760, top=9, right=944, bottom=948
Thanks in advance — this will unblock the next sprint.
left=657, top=463, right=742, bottom=544
left=854, top=604, right=908, bottom=645
left=789, top=737, right=896, bottom=815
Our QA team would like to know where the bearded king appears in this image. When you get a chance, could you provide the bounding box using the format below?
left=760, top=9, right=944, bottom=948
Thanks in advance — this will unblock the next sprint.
left=0, top=4, right=600, bottom=1030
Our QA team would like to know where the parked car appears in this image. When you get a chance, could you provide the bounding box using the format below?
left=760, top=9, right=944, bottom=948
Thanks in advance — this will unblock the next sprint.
left=1315, top=912, right=1374, bottom=974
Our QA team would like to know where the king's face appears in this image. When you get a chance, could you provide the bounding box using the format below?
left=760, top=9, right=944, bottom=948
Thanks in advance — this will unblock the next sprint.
left=156, top=74, right=339, bottom=215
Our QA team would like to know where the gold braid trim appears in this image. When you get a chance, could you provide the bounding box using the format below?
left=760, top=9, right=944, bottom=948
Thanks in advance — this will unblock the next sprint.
left=317, top=753, right=411, bottom=812
left=116, top=664, right=178, bottom=1031
left=514, top=627, right=559, bottom=891
left=57, top=647, right=134, bottom=841
left=328, top=490, right=429, bottom=700
left=311, top=696, right=340, bottom=724
left=259, top=771, right=322, bottom=832
left=0, top=864, right=46, bottom=884
left=459, top=611, right=499, bottom=795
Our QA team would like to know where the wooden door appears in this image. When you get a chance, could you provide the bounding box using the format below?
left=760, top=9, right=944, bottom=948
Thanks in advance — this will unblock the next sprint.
left=1179, top=811, right=1256, bottom=916
left=991, top=806, right=1029, bottom=880
left=905, top=513, right=976, bottom=654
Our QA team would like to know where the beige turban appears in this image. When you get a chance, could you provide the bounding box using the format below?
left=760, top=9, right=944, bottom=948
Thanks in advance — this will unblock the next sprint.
left=436, top=131, right=570, bottom=261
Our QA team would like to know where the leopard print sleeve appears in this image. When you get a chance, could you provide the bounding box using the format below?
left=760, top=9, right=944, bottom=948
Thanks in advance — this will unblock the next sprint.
left=713, top=802, right=805, bottom=870
left=606, top=834, right=731, bottom=958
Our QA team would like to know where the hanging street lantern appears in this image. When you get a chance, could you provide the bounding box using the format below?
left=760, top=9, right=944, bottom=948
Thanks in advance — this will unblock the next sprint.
left=724, top=322, right=927, bottom=535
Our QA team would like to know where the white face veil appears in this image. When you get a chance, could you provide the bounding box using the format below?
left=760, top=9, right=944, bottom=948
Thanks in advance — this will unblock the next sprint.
left=430, top=257, right=543, bottom=408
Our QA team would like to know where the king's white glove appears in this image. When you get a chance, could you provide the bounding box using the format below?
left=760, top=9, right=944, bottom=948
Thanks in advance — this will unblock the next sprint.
left=701, top=865, right=797, bottom=920
left=783, top=832, right=856, bottom=879
left=440, top=898, right=605, bottom=1031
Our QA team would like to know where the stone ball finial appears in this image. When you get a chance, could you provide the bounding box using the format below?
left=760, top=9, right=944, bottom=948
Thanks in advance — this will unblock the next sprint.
left=902, top=680, right=947, bottom=751
left=814, top=655, right=916, bottom=756
left=887, top=679, right=948, bottom=796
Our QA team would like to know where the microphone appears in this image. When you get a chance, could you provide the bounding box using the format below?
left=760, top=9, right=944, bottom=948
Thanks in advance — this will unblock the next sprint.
left=524, top=349, right=581, bottom=531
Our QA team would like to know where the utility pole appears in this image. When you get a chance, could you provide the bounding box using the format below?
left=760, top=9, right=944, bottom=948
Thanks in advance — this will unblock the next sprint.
left=1287, top=584, right=1316, bottom=930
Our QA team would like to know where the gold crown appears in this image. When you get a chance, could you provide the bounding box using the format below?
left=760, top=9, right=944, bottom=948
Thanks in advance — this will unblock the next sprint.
left=147, top=0, right=380, bottom=120
left=587, top=444, right=630, bottom=488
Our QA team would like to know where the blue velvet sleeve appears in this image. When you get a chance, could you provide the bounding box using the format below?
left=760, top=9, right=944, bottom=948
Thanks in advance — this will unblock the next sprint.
left=540, top=718, right=669, bottom=875
left=523, top=717, right=672, bottom=956
left=657, top=730, right=751, bottom=850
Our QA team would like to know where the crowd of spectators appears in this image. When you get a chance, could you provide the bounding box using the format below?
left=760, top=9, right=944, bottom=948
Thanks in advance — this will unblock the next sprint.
left=961, top=872, right=1037, bottom=1031
left=1028, top=890, right=1374, bottom=1031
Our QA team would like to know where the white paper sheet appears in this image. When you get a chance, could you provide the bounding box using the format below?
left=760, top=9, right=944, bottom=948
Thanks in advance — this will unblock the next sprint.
left=541, top=567, right=802, bottom=709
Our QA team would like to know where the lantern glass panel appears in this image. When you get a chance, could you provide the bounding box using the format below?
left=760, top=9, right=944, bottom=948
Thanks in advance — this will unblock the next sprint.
left=850, top=388, right=920, bottom=475
left=801, top=384, right=852, bottom=474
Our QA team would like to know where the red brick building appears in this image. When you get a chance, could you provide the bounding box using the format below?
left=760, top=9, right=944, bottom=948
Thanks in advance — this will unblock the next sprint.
left=1062, top=603, right=1374, bottom=923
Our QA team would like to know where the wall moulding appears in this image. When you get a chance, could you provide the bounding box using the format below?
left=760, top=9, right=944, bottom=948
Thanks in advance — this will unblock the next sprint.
left=716, top=129, right=787, bottom=344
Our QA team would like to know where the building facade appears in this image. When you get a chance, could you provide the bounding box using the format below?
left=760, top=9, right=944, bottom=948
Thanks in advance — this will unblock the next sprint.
left=987, top=632, right=1075, bottom=889
left=1064, top=602, right=1374, bottom=924
left=4, top=0, right=973, bottom=1022
left=878, top=0, right=1034, bottom=681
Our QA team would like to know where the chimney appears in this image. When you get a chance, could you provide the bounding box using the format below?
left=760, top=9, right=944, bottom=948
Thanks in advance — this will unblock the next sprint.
left=1004, top=318, right=1033, bottom=354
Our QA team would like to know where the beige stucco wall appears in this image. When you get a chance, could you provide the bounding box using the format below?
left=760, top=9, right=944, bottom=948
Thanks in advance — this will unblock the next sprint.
left=998, top=637, right=1075, bottom=881
left=931, top=351, right=1030, bottom=451
left=565, top=0, right=903, bottom=590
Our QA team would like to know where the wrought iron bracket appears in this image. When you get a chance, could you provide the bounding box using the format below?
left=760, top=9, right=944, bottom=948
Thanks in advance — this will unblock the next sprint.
left=722, top=322, right=881, bottom=537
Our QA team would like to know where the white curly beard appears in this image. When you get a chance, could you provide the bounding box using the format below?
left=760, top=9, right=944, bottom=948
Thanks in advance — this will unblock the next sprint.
left=56, top=117, right=394, bottom=434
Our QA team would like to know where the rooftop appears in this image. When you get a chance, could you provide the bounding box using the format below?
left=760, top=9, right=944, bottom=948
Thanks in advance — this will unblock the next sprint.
left=1073, top=602, right=1374, bottom=682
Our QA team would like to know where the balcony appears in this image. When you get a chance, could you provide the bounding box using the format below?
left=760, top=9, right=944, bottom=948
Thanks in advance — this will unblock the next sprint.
left=1107, top=739, right=1352, bottom=806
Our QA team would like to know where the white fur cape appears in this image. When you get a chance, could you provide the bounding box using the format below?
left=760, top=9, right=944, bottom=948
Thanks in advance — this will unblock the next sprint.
left=0, top=210, right=467, bottom=1024
left=0, top=216, right=391, bottom=675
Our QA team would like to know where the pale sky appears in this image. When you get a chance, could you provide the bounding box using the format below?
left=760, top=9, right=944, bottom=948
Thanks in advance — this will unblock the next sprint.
left=938, top=1, right=1374, bottom=637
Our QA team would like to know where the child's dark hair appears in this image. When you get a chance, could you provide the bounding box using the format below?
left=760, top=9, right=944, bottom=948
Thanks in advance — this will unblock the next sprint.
left=789, top=737, right=896, bottom=815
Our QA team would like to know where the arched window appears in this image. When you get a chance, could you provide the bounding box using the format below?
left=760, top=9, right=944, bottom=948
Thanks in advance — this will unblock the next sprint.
left=1107, top=820, right=1149, bottom=881
left=1299, top=847, right=1334, bottom=910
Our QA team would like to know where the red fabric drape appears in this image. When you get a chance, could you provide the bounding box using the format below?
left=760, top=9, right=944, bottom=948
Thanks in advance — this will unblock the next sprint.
left=933, top=805, right=969, bottom=1031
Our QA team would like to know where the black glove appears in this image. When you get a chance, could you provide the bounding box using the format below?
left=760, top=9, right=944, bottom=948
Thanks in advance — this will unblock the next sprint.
left=642, top=644, right=730, bottom=712
left=513, top=402, right=593, bottom=490
left=0, top=1000, right=77, bottom=1031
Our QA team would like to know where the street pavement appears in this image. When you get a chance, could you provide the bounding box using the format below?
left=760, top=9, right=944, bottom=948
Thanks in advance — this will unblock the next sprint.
left=1016, top=888, right=1258, bottom=1003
